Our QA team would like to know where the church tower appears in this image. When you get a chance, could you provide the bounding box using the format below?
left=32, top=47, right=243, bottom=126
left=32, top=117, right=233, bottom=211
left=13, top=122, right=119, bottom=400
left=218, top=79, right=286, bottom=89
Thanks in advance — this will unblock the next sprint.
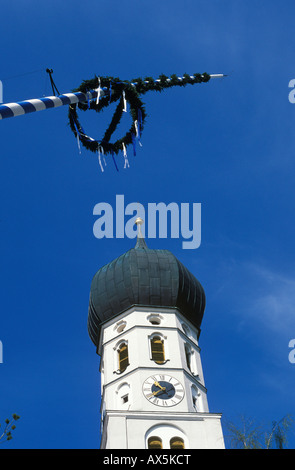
left=87, top=219, right=225, bottom=449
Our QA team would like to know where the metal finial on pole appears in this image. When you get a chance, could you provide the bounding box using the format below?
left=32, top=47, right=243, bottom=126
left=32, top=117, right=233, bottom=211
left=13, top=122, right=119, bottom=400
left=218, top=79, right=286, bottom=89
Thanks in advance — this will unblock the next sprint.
left=135, top=217, right=144, bottom=238
left=135, top=216, right=148, bottom=250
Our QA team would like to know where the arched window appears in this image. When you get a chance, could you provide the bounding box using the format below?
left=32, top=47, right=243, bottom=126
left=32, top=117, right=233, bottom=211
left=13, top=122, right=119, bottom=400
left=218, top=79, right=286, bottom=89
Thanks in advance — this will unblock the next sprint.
left=118, top=342, right=129, bottom=373
left=146, top=424, right=188, bottom=449
left=170, top=437, right=185, bottom=449
left=151, top=336, right=165, bottom=364
left=148, top=436, right=163, bottom=449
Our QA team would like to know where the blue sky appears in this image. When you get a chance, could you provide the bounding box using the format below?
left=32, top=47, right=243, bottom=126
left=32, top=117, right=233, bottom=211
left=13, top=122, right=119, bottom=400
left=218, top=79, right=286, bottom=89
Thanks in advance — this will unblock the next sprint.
left=1, top=0, right=295, bottom=449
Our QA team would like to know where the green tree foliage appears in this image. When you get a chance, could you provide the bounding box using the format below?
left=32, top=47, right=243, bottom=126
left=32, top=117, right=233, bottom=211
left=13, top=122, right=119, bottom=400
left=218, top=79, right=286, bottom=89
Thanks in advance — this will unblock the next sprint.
left=0, top=414, right=20, bottom=444
left=225, top=414, right=293, bottom=449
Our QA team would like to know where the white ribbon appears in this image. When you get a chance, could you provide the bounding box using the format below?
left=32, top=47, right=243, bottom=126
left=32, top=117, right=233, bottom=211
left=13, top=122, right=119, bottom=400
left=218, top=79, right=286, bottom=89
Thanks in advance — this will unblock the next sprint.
left=77, top=134, right=81, bottom=154
left=96, top=77, right=101, bottom=105
left=134, top=120, right=139, bottom=138
left=122, top=143, right=130, bottom=169
left=122, top=90, right=127, bottom=112
left=98, top=146, right=105, bottom=172
left=134, top=120, right=142, bottom=147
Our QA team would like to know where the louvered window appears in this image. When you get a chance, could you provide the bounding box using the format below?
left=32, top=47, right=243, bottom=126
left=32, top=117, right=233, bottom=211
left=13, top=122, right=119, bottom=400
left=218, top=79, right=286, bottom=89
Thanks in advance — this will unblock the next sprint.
left=118, top=343, right=129, bottom=373
left=151, top=336, right=165, bottom=364
left=170, top=437, right=185, bottom=449
left=148, top=436, right=163, bottom=449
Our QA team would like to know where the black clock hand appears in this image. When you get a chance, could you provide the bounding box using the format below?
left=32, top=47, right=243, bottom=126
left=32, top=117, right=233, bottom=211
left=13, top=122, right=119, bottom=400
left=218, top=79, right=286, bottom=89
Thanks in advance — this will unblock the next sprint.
left=165, top=385, right=175, bottom=396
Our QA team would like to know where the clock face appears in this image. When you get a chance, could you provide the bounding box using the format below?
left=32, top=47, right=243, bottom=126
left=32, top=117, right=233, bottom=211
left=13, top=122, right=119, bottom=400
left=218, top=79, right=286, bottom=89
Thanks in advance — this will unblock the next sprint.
left=142, top=374, right=185, bottom=407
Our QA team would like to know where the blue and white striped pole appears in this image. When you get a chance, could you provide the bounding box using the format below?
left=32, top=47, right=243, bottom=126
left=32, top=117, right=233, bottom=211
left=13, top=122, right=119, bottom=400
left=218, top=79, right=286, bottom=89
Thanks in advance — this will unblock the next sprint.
left=0, top=74, right=225, bottom=121
left=0, top=88, right=105, bottom=120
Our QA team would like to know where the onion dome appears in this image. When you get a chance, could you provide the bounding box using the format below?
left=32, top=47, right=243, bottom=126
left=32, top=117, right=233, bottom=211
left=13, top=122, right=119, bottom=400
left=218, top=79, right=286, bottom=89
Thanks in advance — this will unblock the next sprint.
left=88, top=218, right=206, bottom=348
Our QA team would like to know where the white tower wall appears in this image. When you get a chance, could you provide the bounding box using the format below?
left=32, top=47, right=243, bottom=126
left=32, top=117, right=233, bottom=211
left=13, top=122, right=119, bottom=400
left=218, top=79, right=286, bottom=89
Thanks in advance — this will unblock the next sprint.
left=98, top=306, right=225, bottom=449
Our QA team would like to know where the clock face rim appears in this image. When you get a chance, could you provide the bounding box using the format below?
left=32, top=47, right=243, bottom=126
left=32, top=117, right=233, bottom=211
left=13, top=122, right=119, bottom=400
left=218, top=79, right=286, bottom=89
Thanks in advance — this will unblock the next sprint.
left=142, top=374, right=185, bottom=407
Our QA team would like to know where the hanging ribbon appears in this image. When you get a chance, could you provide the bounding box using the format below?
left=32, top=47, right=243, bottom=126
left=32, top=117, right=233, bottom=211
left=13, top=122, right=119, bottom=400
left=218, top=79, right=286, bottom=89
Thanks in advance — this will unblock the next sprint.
left=102, top=148, right=106, bottom=167
left=98, top=146, right=106, bottom=172
left=134, top=120, right=139, bottom=138
left=122, top=90, right=127, bottom=112
left=96, top=77, right=101, bottom=105
left=77, top=134, right=81, bottom=154
left=134, top=119, right=142, bottom=147
left=122, top=142, right=130, bottom=169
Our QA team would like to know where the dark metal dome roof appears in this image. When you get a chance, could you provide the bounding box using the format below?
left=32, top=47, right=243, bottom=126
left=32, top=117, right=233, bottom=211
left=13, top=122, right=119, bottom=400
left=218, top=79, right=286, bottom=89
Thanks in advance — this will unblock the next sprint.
left=87, top=235, right=206, bottom=348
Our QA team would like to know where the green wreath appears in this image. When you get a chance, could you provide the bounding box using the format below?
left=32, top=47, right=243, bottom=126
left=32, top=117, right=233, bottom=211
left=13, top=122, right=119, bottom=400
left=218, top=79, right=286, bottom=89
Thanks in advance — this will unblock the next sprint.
left=68, top=72, right=210, bottom=161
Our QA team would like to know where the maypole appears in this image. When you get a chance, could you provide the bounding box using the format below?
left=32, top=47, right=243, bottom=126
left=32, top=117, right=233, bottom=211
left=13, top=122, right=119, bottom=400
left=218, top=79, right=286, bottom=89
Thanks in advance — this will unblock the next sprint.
left=0, top=70, right=226, bottom=171
left=0, top=89, right=104, bottom=120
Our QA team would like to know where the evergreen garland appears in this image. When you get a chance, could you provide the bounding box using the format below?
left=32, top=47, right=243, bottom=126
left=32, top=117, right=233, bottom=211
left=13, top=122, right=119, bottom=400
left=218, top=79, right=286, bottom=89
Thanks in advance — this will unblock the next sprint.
left=68, top=72, right=210, bottom=163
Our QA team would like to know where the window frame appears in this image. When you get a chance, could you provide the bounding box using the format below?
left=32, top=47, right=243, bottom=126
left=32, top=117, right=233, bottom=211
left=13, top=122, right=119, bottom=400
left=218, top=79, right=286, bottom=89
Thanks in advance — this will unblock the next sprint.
left=114, top=339, right=130, bottom=374
left=148, top=332, right=168, bottom=365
